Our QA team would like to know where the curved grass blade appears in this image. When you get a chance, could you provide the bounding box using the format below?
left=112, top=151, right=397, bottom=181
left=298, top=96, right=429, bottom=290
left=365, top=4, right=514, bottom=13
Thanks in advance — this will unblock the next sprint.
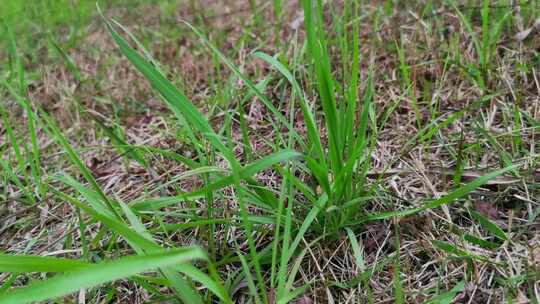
left=181, top=22, right=302, bottom=147
left=176, top=264, right=233, bottom=303
left=56, top=174, right=116, bottom=219
left=425, top=281, right=465, bottom=304
left=132, top=150, right=301, bottom=210
left=0, top=248, right=206, bottom=304
left=463, top=234, right=500, bottom=249
left=42, top=111, right=121, bottom=219
left=101, top=13, right=235, bottom=164
left=467, top=208, right=508, bottom=241
left=54, top=190, right=203, bottom=303
left=364, top=165, right=517, bottom=221
left=252, top=52, right=324, bottom=161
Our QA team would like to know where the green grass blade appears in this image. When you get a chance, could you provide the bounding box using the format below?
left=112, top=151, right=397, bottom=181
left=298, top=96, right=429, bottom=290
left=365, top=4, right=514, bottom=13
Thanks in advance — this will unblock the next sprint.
left=41, top=111, right=121, bottom=218
left=345, top=228, right=365, bottom=271
left=0, top=158, right=33, bottom=204
left=101, top=15, right=236, bottom=164
left=86, top=112, right=148, bottom=168
left=0, top=255, right=89, bottom=273
left=56, top=174, right=116, bottom=218
left=425, top=281, right=465, bottom=304
left=431, top=240, right=468, bottom=257
left=393, top=224, right=404, bottom=304
left=365, top=165, right=517, bottom=221
left=277, top=285, right=309, bottom=304
left=344, top=0, right=361, bottom=150
left=54, top=189, right=161, bottom=251
left=118, top=199, right=154, bottom=241
left=301, top=0, right=342, bottom=173
left=49, top=38, right=82, bottom=82
left=481, top=0, right=489, bottom=70
left=0, top=248, right=206, bottom=304
left=237, top=253, right=262, bottom=304
left=286, top=194, right=328, bottom=262
left=463, top=234, right=500, bottom=249
left=132, top=150, right=301, bottom=211
left=0, top=81, right=41, bottom=200
left=54, top=190, right=204, bottom=303
left=448, top=1, right=481, bottom=64
left=176, top=264, right=233, bottom=304
left=182, top=22, right=302, bottom=146
left=252, top=52, right=324, bottom=161
left=283, top=246, right=309, bottom=296
left=0, top=107, right=25, bottom=179
left=467, top=208, right=508, bottom=241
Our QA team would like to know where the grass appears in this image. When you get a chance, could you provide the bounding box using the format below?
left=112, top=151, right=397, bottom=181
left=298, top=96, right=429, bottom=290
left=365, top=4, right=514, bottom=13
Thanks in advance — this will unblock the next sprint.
left=1, top=0, right=539, bottom=303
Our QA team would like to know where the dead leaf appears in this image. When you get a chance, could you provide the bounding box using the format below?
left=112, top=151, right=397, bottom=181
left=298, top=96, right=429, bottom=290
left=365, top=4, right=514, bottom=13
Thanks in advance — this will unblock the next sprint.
left=290, top=12, right=304, bottom=30
left=87, top=157, right=100, bottom=172
left=514, top=27, right=533, bottom=41
left=296, top=295, right=313, bottom=304
left=514, top=18, right=540, bottom=41
left=474, top=200, right=499, bottom=220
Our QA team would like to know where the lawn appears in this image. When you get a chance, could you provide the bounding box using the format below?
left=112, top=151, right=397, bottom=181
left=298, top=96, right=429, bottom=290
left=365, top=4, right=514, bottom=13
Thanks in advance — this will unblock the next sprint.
left=0, top=0, right=539, bottom=303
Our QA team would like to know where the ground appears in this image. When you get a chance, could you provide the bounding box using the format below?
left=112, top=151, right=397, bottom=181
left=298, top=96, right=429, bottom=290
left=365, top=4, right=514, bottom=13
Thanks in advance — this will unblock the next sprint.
left=0, top=0, right=539, bottom=303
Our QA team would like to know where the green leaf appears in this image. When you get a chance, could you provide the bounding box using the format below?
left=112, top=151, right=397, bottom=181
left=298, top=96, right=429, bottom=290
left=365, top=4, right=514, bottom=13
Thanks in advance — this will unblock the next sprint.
left=0, top=255, right=89, bottom=273
left=55, top=174, right=115, bottom=219
left=463, top=234, right=500, bottom=249
left=102, top=14, right=235, bottom=164
left=176, top=264, right=232, bottom=303
left=284, top=246, right=309, bottom=297
left=86, top=112, right=148, bottom=168
left=237, top=253, right=262, bottom=304
left=345, top=228, right=365, bottom=271
left=422, top=166, right=517, bottom=212
left=54, top=189, right=164, bottom=253
left=425, top=281, right=465, bottom=304
left=54, top=190, right=205, bottom=304
left=467, top=208, right=508, bottom=241
left=365, top=165, right=517, bottom=221
left=331, top=254, right=393, bottom=289
left=132, top=150, right=301, bottom=210
left=48, top=38, right=82, bottom=82
left=182, top=22, right=301, bottom=146
left=252, top=52, right=324, bottom=161
left=0, top=248, right=206, bottom=304
left=118, top=199, right=154, bottom=241
left=42, top=111, right=121, bottom=219
left=287, top=194, right=328, bottom=262
left=301, top=0, right=342, bottom=173
left=431, top=240, right=468, bottom=257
